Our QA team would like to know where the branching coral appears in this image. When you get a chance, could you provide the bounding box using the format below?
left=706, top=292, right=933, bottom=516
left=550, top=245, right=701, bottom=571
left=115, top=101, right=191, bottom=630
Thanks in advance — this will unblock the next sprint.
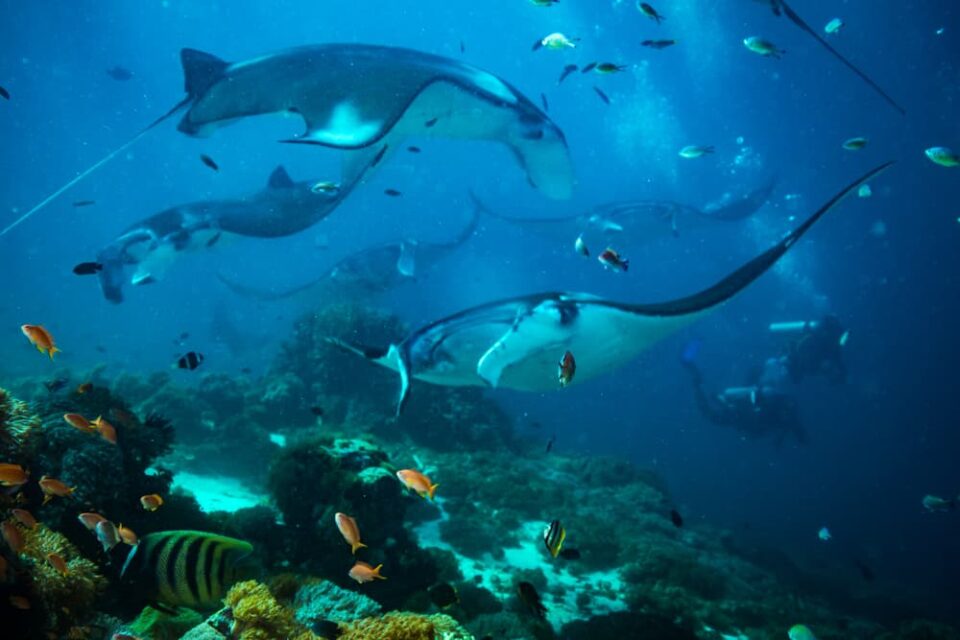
left=339, top=612, right=474, bottom=640
left=225, top=579, right=318, bottom=640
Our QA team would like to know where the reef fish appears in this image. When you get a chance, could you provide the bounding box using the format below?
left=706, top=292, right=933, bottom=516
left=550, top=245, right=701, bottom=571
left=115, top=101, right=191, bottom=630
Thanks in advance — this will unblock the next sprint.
left=397, top=469, right=439, bottom=500
left=349, top=561, right=386, bottom=584
left=924, top=147, right=959, bottom=167
left=428, top=582, right=460, bottom=608
left=120, top=530, right=254, bottom=609
left=10, top=509, right=37, bottom=529
left=78, top=512, right=107, bottom=531
left=638, top=2, right=664, bottom=23
left=39, top=475, right=75, bottom=504
left=641, top=39, right=676, bottom=49
left=334, top=513, right=367, bottom=554
left=842, top=137, right=868, bottom=151
left=598, top=247, right=629, bottom=272
left=21, top=324, right=60, bottom=359
left=93, top=416, right=118, bottom=445
left=140, top=494, right=164, bottom=511
left=47, top=552, right=69, bottom=576
left=679, top=145, right=715, bottom=159
left=743, top=36, right=785, bottom=58
left=330, top=164, right=889, bottom=414
left=199, top=154, right=219, bottom=172
left=788, top=624, right=818, bottom=640
left=0, top=464, right=29, bottom=487
left=558, top=351, right=576, bottom=387
left=64, top=413, right=97, bottom=434
left=517, top=581, right=547, bottom=619
left=2, top=520, right=25, bottom=553
left=922, top=494, right=955, bottom=512
left=177, top=352, right=204, bottom=371
left=118, top=524, right=139, bottom=546
left=543, top=520, right=566, bottom=557
left=97, top=520, right=121, bottom=552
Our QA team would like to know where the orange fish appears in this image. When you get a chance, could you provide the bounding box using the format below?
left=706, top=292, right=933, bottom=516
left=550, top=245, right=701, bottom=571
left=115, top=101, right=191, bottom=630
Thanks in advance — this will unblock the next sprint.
left=348, top=561, right=386, bottom=584
left=21, top=324, right=61, bottom=359
left=39, top=475, right=75, bottom=504
left=77, top=512, right=107, bottom=531
left=0, top=463, right=29, bottom=487
left=334, top=512, right=367, bottom=554
left=140, top=494, right=163, bottom=511
left=63, top=413, right=96, bottom=434
left=10, top=509, right=36, bottom=529
left=92, top=416, right=118, bottom=445
left=118, top=523, right=138, bottom=546
left=558, top=350, right=576, bottom=387
left=76, top=382, right=93, bottom=394
left=46, top=552, right=69, bottom=576
left=2, top=520, right=25, bottom=553
left=396, top=469, right=439, bottom=500
left=8, top=595, right=30, bottom=610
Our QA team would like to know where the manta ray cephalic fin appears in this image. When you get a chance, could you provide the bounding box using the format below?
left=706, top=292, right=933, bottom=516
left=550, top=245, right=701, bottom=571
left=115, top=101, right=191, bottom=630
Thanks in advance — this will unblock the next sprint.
left=476, top=301, right=568, bottom=388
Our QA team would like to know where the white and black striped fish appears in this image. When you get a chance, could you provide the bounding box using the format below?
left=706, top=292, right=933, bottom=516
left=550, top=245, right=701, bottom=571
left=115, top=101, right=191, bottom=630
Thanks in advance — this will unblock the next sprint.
left=543, top=519, right=566, bottom=558
left=120, top=530, right=254, bottom=609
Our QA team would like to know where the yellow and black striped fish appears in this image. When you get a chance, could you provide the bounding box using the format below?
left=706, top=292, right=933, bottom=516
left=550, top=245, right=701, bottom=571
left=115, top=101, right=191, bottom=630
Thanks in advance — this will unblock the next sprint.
left=543, top=519, right=566, bottom=558
left=120, top=530, right=254, bottom=609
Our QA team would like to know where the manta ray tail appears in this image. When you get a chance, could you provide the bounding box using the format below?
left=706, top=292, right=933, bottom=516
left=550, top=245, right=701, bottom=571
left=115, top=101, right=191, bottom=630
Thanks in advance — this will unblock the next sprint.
left=623, top=162, right=893, bottom=316
left=778, top=0, right=905, bottom=115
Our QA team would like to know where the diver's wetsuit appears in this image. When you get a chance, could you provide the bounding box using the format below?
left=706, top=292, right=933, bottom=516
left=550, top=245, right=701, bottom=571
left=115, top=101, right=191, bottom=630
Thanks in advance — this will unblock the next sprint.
left=685, top=358, right=807, bottom=445
left=784, top=315, right=847, bottom=384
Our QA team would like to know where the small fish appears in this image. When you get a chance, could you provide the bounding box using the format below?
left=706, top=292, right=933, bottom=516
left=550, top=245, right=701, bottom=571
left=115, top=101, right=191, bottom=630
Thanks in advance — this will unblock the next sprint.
left=8, top=595, right=30, bottom=610
left=574, top=234, right=589, bottom=257
left=44, top=377, right=69, bottom=392
left=310, top=406, right=325, bottom=417
left=593, top=86, right=611, bottom=105
left=543, top=519, right=566, bottom=558
left=857, top=184, right=872, bottom=198
left=21, top=324, right=61, bottom=360
left=2, top=520, right=25, bottom=553
left=311, top=181, right=341, bottom=195
left=922, top=494, right=955, bottom=512
left=679, top=145, right=715, bottom=159
left=77, top=512, right=107, bottom=531
left=558, top=547, right=581, bottom=560
left=177, top=351, right=204, bottom=370
left=384, top=189, right=403, bottom=197
left=199, top=154, right=219, bottom=172
left=73, top=261, right=103, bottom=276
left=64, top=413, right=96, bottom=434
left=92, top=416, right=118, bottom=445
left=39, top=475, right=75, bottom=504
left=118, top=523, right=139, bottom=546
left=558, top=64, right=578, bottom=84
left=428, top=582, right=460, bottom=608
left=407, top=146, right=421, bottom=154
left=638, top=2, right=664, bottom=23
left=581, top=62, right=597, bottom=74
left=641, top=39, right=676, bottom=49
left=529, top=0, right=559, bottom=6
left=11, top=509, right=37, bottom=529
left=537, top=33, right=579, bottom=51
left=0, top=85, right=9, bottom=100
left=558, top=351, right=576, bottom=387
left=517, top=581, right=547, bottom=619
left=842, top=137, right=869, bottom=151
left=593, top=62, right=626, bottom=74
left=0, top=463, right=29, bottom=487
left=743, top=36, right=785, bottom=58
left=424, top=117, right=439, bottom=128
left=76, top=382, right=93, bottom=394
left=545, top=434, right=556, bottom=453
left=924, top=146, right=959, bottom=168
left=140, top=494, right=164, bottom=511
left=824, top=18, right=844, bottom=35
left=96, top=520, right=121, bottom=552
left=106, top=66, right=134, bottom=81
left=598, top=247, right=629, bottom=272
left=540, top=93, right=549, bottom=112
left=335, top=512, right=368, bottom=554
left=670, top=509, right=684, bottom=528
left=817, top=526, right=831, bottom=541
left=46, top=552, right=69, bottom=576
left=788, top=625, right=818, bottom=640
left=205, top=232, right=222, bottom=248
left=72, top=200, right=96, bottom=207
left=349, top=561, right=386, bottom=584
left=396, top=469, right=439, bottom=500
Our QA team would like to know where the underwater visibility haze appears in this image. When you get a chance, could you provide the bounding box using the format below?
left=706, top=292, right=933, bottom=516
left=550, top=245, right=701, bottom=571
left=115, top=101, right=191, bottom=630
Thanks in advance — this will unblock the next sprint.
left=1, top=1, right=959, bottom=639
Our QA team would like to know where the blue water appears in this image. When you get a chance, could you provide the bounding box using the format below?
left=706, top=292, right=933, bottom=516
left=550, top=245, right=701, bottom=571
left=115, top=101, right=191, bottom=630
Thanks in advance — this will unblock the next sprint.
left=2, top=0, right=959, bottom=628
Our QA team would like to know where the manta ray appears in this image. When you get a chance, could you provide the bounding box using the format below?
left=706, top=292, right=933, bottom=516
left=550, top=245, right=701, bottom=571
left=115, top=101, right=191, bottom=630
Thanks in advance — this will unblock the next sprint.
left=478, top=178, right=776, bottom=247
left=332, top=163, right=889, bottom=415
left=216, top=194, right=483, bottom=302
left=93, top=166, right=350, bottom=303
left=2, top=44, right=572, bottom=237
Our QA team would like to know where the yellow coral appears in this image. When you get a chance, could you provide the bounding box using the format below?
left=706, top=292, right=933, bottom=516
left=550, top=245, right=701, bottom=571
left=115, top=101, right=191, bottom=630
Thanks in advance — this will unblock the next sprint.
left=16, top=522, right=106, bottom=635
left=339, top=612, right=474, bottom=640
left=226, top=579, right=319, bottom=640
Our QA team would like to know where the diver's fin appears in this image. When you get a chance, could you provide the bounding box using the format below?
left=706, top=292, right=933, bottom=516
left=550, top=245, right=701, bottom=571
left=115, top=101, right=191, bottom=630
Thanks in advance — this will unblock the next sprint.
left=267, top=165, right=295, bottom=189
left=778, top=1, right=905, bottom=115
left=476, top=303, right=566, bottom=388
left=180, top=48, right=229, bottom=98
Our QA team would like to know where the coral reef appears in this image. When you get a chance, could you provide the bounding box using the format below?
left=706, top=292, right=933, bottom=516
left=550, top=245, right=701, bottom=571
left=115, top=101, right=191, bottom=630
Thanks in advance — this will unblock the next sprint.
left=225, top=580, right=317, bottom=640
left=294, top=579, right=383, bottom=625
left=125, top=605, right=204, bottom=640
left=339, top=612, right=474, bottom=640
left=0, top=387, right=42, bottom=461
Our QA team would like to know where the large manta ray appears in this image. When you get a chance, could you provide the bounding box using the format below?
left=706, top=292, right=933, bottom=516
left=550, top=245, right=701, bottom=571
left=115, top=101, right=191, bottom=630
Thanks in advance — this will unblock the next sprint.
left=332, top=164, right=889, bottom=415
left=2, top=44, right=573, bottom=237
left=478, top=178, right=777, bottom=248
left=216, top=195, right=483, bottom=302
left=93, top=166, right=349, bottom=303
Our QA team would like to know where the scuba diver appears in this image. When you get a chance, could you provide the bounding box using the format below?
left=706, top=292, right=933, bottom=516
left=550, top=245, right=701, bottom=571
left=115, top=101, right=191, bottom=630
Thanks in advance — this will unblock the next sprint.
left=770, top=315, right=849, bottom=384
left=682, top=345, right=807, bottom=446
